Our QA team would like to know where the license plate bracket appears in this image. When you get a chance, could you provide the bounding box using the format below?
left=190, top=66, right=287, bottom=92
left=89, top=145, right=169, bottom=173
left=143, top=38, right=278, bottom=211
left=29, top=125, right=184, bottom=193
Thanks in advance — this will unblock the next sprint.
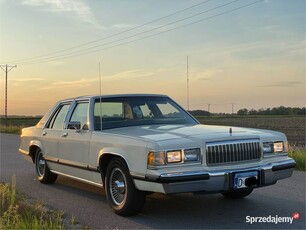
left=234, top=171, right=258, bottom=189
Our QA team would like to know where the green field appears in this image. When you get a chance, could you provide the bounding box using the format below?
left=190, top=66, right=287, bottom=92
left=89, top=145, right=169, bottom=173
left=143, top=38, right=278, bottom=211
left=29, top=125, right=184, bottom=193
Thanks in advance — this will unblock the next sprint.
left=0, top=117, right=41, bottom=127
left=196, top=115, right=305, bottom=148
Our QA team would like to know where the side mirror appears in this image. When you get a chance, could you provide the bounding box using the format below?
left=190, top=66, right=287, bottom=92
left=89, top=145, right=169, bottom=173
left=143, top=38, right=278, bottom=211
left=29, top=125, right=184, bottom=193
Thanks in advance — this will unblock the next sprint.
left=68, top=121, right=81, bottom=130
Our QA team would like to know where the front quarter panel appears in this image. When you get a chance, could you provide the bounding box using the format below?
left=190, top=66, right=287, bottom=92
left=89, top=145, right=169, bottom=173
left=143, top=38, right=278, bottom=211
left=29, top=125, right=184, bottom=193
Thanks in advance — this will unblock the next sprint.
left=90, top=132, right=151, bottom=177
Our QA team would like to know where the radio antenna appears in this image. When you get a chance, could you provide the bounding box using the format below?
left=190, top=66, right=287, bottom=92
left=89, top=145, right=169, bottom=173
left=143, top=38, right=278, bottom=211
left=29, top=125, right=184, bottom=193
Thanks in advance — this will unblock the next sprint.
left=187, top=56, right=189, bottom=111
left=99, top=62, right=103, bottom=131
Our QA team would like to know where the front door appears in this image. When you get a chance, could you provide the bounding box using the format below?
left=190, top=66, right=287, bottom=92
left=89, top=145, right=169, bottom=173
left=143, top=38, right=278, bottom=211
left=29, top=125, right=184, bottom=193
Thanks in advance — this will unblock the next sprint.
left=58, top=101, right=92, bottom=181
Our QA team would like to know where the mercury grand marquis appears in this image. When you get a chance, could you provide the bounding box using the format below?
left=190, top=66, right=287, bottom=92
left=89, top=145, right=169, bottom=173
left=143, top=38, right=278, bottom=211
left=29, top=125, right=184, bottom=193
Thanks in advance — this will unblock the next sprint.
left=19, top=94, right=296, bottom=216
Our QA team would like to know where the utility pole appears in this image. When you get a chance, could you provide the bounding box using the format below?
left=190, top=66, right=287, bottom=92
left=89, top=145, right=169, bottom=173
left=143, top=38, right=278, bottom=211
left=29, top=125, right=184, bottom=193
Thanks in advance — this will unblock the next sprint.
left=231, top=103, right=235, bottom=115
left=187, top=56, right=189, bottom=111
left=208, top=104, right=210, bottom=113
left=0, top=64, right=17, bottom=126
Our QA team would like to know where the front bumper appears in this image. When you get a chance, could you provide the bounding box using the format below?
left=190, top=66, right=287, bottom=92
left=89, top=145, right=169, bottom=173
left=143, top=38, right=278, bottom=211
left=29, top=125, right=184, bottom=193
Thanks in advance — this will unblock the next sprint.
left=132, top=158, right=296, bottom=194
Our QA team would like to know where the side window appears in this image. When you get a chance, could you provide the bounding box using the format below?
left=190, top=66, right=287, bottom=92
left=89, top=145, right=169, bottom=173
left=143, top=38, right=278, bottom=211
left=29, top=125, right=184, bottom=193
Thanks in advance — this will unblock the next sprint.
left=157, top=103, right=182, bottom=118
left=69, top=102, right=89, bottom=130
left=48, top=104, right=71, bottom=129
left=140, top=104, right=153, bottom=118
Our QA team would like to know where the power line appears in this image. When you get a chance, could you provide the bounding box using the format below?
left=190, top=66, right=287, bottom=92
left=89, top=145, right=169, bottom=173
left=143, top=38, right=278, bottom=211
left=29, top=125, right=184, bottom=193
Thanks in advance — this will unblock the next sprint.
left=19, top=0, right=262, bottom=65
left=6, top=0, right=212, bottom=63
left=18, top=0, right=240, bottom=64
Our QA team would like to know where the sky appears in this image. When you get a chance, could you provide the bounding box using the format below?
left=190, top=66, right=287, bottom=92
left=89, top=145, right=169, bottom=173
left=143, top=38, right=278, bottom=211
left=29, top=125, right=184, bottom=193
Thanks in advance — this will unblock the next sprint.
left=0, top=0, right=305, bottom=116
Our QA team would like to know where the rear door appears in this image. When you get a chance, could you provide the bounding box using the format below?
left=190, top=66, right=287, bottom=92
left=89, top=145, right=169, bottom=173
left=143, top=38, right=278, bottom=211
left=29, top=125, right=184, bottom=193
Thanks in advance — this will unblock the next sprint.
left=41, top=102, right=72, bottom=171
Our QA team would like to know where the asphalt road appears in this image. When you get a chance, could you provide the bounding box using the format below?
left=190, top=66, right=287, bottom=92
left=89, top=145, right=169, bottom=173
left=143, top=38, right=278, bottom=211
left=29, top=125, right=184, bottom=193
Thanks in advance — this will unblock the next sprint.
left=0, top=133, right=305, bottom=229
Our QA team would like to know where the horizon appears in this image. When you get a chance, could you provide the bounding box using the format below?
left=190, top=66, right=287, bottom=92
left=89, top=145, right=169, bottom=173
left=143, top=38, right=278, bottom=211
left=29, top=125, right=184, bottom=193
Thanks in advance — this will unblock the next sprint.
left=1, top=104, right=305, bottom=118
left=0, top=0, right=305, bottom=116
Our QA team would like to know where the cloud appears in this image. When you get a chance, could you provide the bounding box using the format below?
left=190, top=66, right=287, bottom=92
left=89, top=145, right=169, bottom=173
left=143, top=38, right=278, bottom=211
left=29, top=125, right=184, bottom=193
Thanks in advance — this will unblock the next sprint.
left=12, top=77, right=44, bottom=82
left=258, top=81, right=304, bottom=88
left=9, top=77, right=44, bottom=88
left=229, top=40, right=305, bottom=61
left=41, top=78, right=96, bottom=90
left=40, top=69, right=154, bottom=91
left=103, top=69, right=154, bottom=81
left=21, top=0, right=103, bottom=29
left=196, top=40, right=304, bottom=63
left=192, top=69, right=223, bottom=81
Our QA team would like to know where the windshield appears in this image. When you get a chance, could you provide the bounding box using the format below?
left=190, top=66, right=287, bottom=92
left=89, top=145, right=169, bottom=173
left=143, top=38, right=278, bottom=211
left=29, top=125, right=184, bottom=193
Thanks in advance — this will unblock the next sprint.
left=93, top=96, right=198, bottom=130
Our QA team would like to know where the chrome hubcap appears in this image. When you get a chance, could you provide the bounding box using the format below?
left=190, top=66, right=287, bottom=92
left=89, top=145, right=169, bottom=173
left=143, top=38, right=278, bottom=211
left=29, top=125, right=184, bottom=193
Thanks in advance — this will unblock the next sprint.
left=110, top=168, right=126, bottom=205
left=36, top=152, right=45, bottom=177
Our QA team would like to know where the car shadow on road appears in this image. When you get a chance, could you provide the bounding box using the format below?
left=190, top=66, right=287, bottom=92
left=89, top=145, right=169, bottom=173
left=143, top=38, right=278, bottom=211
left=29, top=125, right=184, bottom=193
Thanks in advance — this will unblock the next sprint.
left=48, top=176, right=107, bottom=204
left=40, top=176, right=304, bottom=229
left=131, top=191, right=305, bottom=229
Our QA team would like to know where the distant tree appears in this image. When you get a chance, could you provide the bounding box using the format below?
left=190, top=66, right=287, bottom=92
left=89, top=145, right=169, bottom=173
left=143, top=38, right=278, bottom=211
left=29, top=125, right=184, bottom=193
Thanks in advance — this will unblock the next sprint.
left=237, top=108, right=248, bottom=115
left=299, top=108, right=306, bottom=115
left=257, top=108, right=266, bottom=115
left=265, top=108, right=271, bottom=115
left=248, top=109, right=258, bottom=115
left=189, top=110, right=211, bottom=116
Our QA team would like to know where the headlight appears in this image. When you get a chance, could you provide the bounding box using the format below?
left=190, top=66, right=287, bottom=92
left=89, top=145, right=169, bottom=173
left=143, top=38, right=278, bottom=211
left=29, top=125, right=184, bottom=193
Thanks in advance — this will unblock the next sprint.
left=263, top=142, right=273, bottom=153
left=184, top=148, right=201, bottom=162
left=263, top=141, right=288, bottom=155
left=166, top=150, right=182, bottom=163
left=273, top=142, right=284, bottom=152
left=148, top=148, right=201, bottom=168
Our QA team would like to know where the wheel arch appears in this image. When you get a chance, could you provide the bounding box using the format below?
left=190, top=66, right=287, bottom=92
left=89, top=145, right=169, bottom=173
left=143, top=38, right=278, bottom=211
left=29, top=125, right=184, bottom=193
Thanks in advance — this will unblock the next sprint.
left=29, top=140, right=43, bottom=163
left=98, top=151, right=130, bottom=186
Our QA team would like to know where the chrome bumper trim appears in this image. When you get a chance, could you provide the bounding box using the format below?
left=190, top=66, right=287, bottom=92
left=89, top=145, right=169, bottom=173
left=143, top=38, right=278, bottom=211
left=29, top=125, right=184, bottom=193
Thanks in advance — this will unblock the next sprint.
left=132, top=158, right=296, bottom=194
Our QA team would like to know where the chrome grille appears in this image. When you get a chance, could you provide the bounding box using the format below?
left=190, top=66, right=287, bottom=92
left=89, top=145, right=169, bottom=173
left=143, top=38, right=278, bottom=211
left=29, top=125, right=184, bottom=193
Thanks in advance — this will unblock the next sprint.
left=206, top=139, right=262, bottom=165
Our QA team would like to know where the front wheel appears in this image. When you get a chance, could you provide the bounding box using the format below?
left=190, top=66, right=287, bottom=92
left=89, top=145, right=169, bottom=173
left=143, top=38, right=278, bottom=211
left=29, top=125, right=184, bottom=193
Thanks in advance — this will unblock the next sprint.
left=222, top=188, right=253, bottom=199
left=35, top=149, right=57, bottom=184
left=105, top=158, right=146, bottom=216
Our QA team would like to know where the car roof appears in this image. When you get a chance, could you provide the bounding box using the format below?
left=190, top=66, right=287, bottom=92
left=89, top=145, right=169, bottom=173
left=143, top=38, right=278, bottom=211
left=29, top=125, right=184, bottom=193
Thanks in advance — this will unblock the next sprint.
left=61, top=94, right=169, bottom=102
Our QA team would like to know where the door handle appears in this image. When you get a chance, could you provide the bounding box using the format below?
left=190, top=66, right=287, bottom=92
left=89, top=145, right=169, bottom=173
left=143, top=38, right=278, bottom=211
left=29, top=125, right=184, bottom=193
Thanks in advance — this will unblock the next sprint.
left=61, top=132, right=68, bottom=137
left=42, top=131, right=47, bottom=136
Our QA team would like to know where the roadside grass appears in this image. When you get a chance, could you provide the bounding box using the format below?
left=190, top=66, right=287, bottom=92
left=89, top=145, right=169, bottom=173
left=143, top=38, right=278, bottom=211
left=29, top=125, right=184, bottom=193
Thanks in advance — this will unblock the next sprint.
left=288, top=149, right=306, bottom=171
left=0, top=176, right=85, bottom=229
left=0, top=125, right=22, bottom=134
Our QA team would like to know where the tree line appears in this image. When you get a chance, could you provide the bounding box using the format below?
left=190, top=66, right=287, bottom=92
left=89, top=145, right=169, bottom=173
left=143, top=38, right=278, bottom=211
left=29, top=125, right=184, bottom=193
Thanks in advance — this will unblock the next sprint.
left=237, top=106, right=306, bottom=115
left=188, top=106, right=306, bottom=116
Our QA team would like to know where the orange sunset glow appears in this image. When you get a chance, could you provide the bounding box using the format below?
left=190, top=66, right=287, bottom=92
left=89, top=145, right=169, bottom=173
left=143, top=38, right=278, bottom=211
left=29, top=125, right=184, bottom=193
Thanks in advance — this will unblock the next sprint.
left=0, top=0, right=304, bottom=116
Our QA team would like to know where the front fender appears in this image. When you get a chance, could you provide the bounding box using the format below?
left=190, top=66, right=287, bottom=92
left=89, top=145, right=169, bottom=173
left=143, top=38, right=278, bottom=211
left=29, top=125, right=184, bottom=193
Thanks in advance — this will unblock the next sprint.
left=97, top=147, right=131, bottom=169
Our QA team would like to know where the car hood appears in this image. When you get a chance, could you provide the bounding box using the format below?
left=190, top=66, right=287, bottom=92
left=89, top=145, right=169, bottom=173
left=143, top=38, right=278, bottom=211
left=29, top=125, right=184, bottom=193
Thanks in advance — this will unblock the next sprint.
left=105, top=124, right=286, bottom=147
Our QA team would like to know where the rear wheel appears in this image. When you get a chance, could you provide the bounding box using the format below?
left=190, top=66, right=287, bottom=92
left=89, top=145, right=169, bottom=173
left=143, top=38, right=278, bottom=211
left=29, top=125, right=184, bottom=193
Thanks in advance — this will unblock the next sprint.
left=35, top=149, right=57, bottom=184
left=105, top=158, right=146, bottom=216
left=222, top=188, right=253, bottom=199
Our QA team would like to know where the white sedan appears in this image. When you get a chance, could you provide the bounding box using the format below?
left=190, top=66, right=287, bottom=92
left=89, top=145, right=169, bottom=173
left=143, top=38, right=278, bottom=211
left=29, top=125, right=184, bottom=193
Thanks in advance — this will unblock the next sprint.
left=19, top=94, right=296, bottom=216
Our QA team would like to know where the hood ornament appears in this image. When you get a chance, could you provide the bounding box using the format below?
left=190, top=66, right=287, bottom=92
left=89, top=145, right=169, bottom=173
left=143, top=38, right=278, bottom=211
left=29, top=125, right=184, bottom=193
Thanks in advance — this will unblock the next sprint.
left=229, top=128, right=232, bottom=136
